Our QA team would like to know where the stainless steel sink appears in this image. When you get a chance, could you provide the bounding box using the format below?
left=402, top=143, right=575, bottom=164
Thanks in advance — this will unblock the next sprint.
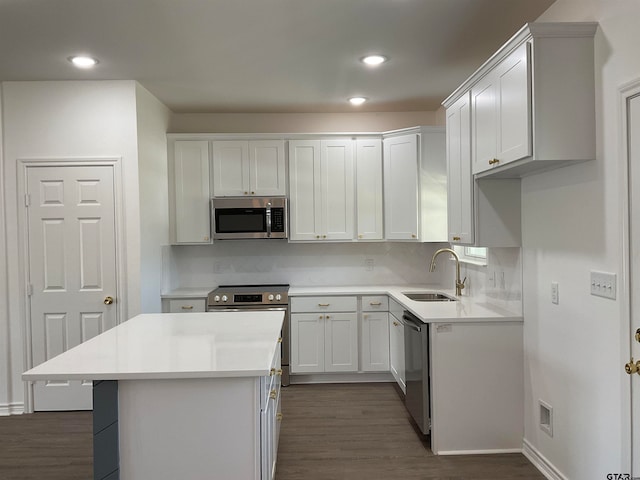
left=402, top=292, right=457, bottom=302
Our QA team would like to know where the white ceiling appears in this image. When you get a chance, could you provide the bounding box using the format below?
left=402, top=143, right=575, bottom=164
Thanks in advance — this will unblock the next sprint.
left=0, top=0, right=555, bottom=113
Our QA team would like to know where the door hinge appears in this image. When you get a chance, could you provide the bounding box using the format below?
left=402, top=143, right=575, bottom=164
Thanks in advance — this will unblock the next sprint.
left=24, top=194, right=30, bottom=207
left=26, top=284, right=33, bottom=296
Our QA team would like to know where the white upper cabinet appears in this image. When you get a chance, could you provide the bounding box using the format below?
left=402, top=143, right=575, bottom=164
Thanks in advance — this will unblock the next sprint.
left=355, top=138, right=383, bottom=240
left=383, top=129, right=447, bottom=242
left=447, top=93, right=474, bottom=244
left=444, top=22, right=597, bottom=178
left=383, top=134, right=419, bottom=241
left=212, top=140, right=286, bottom=197
left=472, top=43, right=531, bottom=174
left=289, top=139, right=354, bottom=241
left=171, top=140, right=211, bottom=244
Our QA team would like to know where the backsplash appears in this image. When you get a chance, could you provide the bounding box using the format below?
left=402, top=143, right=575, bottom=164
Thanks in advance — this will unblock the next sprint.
left=441, top=247, right=523, bottom=314
left=162, top=241, right=449, bottom=290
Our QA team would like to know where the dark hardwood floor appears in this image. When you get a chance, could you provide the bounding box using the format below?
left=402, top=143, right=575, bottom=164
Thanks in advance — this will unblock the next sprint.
left=0, top=383, right=545, bottom=480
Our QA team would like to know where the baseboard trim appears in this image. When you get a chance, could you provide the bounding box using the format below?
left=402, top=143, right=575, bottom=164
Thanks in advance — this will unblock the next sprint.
left=522, top=438, right=568, bottom=480
left=0, top=402, right=25, bottom=416
left=436, top=448, right=522, bottom=456
left=290, top=372, right=394, bottom=384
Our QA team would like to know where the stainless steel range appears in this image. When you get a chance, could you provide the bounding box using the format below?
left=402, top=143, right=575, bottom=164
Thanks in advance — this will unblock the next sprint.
left=207, top=284, right=290, bottom=386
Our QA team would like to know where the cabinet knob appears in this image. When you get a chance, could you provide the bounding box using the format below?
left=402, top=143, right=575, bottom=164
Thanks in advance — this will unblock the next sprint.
left=323, top=235, right=327, bottom=239
left=326, top=315, right=330, bottom=319
left=270, top=368, right=276, bottom=376
left=358, top=234, right=363, bottom=239
left=489, top=158, right=500, bottom=165
left=276, top=413, right=283, bottom=421
left=452, top=236, right=461, bottom=241
left=316, top=235, right=320, bottom=239
left=411, top=234, right=416, bottom=238
left=269, top=389, right=277, bottom=399
left=393, top=321, right=400, bottom=327
left=276, top=369, right=283, bottom=376
left=251, top=191, right=255, bottom=194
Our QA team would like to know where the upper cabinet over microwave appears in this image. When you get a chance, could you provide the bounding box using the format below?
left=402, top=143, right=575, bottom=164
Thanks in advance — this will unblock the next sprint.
left=443, top=22, right=598, bottom=179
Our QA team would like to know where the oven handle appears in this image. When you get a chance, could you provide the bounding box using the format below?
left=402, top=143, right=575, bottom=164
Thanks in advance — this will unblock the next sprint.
left=266, top=205, right=272, bottom=238
left=207, top=306, right=288, bottom=312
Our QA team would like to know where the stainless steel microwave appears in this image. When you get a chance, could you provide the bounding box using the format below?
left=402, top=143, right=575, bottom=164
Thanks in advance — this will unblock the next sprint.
left=211, top=197, right=288, bottom=240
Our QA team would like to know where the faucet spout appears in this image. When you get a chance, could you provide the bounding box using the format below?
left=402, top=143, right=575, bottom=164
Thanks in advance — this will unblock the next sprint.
left=429, top=248, right=466, bottom=296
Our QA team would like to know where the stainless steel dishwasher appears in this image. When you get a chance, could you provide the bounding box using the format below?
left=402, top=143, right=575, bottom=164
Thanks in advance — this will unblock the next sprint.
left=400, top=310, right=430, bottom=435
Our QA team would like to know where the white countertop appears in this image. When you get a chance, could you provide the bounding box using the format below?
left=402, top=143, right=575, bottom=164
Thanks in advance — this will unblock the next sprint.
left=161, top=287, right=213, bottom=299
left=22, top=312, right=284, bottom=381
left=289, top=285, right=521, bottom=322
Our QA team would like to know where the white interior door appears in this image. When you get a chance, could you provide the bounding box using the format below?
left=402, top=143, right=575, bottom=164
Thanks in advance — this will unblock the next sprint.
left=629, top=91, right=640, bottom=474
left=26, top=165, right=118, bottom=411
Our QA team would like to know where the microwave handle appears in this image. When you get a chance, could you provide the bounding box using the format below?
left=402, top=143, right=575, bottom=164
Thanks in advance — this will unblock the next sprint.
left=266, top=204, right=272, bottom=238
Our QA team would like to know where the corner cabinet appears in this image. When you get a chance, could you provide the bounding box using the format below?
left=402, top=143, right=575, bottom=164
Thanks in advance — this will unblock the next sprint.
left=383, top=128, right=447, bottom=242
left=443, top=22, right=596, bottom=246
left=170, top=140, right=211, bottom=244
left=211, top=140, right=286, bottom=197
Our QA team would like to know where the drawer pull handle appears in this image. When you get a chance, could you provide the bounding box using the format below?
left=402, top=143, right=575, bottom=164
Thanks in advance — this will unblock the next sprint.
left=489, top=158, right=500, bottom=165
left=318, top=303, right=330, bottom=307
left=369, top=302, right=382, bottom=306
left=393, top=321, right=400, bottom=327
left=270, top=390, right=277, bottom=400
left=452, top=236, right=461, bottom=241
left=181, top=305, right=194, bottom=310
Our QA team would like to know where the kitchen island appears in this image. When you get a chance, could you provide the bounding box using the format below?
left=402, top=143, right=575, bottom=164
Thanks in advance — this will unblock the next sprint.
left=22, top=312, right=285, bottom=480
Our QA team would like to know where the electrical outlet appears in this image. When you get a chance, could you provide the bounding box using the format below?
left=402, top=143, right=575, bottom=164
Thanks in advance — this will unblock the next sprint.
left=551, top=282, right=559, bottom=305
left=365, top=258, right=374, bottom=271
left=590, top=271, right=616, bottom=300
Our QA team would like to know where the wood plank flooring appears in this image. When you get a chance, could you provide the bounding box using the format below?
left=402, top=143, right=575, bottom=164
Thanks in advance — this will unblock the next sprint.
left=0, top=383, right=545, bottom=480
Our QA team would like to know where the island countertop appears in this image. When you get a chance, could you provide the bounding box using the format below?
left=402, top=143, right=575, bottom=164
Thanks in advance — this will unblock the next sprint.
left=22, top=312, right=285, bottom=381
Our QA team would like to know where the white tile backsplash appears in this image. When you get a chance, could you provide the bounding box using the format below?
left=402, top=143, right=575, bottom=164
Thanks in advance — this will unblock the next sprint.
left=164, top=241, right=450, bottom=289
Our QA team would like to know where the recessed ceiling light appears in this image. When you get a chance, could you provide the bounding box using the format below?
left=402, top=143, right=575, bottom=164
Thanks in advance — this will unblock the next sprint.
left=349, top=97, right=367, bottom=106
left=68, top=56, right=99, bottom=68
left=361, top=55, right=388, bottom=66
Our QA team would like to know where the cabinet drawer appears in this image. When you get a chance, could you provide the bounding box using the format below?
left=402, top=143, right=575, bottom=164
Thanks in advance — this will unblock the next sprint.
left=167, top=298, right=206, bottom=313
left=290, top=296, right=357, bottom=313
left=389, top=298, right=404, bottom=320
left=361, top=295, right=388, bottom=312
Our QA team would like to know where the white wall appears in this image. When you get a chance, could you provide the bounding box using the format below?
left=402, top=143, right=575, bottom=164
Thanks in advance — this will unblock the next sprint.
left=169, top=111, right=443, bottom=133
left=1, top=80, right=141, bottom=412
left=165, top=242, right=448, bottom=290
left=521, top=2, right=640, bottom=478
left=136, top=84, right=171, bottom=313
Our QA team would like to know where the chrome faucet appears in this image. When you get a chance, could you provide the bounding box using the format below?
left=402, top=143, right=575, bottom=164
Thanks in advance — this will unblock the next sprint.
left=429, top=248, right=466, bottom=296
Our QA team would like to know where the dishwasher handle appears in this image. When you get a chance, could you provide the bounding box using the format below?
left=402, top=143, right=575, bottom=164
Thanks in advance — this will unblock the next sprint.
left=400, top=313, right=422, bottom=333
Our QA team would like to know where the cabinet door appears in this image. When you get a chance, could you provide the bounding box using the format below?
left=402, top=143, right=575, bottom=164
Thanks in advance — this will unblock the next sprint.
left=355, top=138, right=383, bottom=240
left=212, top=141, right=250, bottom=196
left=173, top=141, right=211, bottom=244
left=290, top=313, right=324, bottom=373
left=383, top=134, right=419, bottom=240
left=324, top=313, right=358, bottom=372
left=471, top=75, right=498, bottom=174
left=321, top=139, right=355, bottom=240
left=496, top=42, right=531, bottom=165
left=361, top=312, right=390, bottom=372
left=446, top=93, right=474, bottom=244
left=289, top=140, right=322, bottom=241
left=389, top=313, right=406, bottom=393
left=250, top=140, right=286, bottom=196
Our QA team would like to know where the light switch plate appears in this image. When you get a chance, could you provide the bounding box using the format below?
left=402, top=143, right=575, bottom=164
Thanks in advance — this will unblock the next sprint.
left=551, top=282, right=559, bottom=305
left=590, top=271, right=616, bottom=300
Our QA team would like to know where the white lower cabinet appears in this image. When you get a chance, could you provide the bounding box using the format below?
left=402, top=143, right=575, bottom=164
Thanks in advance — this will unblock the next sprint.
left=290, top=296, right=358, bottom=373
left=360, top=295, right=390, bottom=372
left=260, top=348, right=282, bottom=480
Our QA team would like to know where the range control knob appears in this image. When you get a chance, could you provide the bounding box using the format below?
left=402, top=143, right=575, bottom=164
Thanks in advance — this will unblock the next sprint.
left=268, top=294, right=275, bottom=301
left=275, top=294, right=282, bottom=301
left=221, top=295, right=228, bottom=302
left=214, top=295, right=220, bottom=302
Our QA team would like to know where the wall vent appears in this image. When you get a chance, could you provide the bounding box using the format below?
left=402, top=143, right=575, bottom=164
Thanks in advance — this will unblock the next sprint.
left=539, top=400, right=553, bottom=437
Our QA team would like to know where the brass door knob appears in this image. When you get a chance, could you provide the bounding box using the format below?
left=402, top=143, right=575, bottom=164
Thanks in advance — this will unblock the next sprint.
left=625, top=358, right=640, bottom=375
left=104, top=296, right=114, bottom=305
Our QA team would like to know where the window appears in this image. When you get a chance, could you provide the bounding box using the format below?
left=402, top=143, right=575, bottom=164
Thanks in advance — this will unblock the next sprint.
left=453, top=245, right=488, bottom=266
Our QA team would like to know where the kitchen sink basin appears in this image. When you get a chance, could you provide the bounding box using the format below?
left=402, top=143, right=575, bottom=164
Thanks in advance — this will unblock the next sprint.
left=402, top=292, right=457, bottom=302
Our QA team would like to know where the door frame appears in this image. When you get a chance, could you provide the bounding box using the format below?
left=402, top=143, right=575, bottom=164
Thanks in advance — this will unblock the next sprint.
left=619, top=77, right=640, bottom=474
left=17, top=157, right=127, bottom=413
